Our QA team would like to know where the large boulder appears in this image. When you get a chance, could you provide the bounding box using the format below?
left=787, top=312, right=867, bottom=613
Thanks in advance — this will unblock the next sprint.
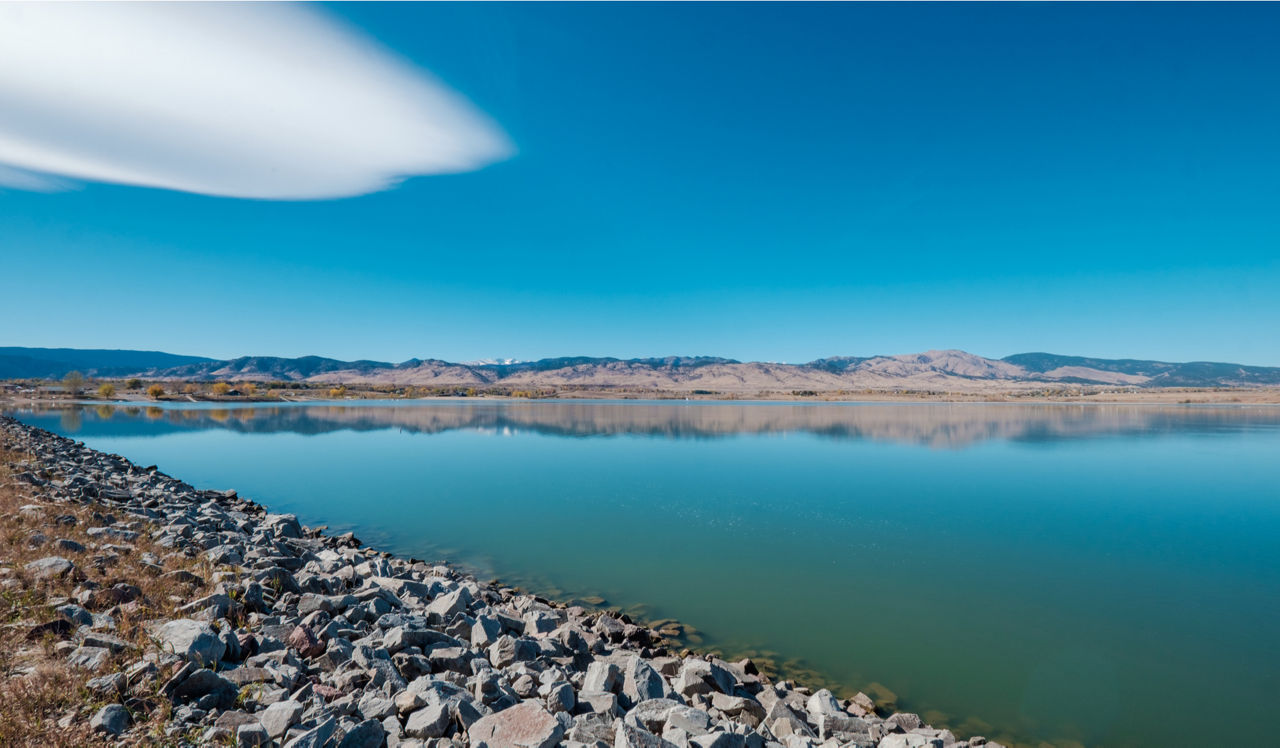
left=156, top=619, right=225, bottom=667
left=467, top=701, right=563, bottom=748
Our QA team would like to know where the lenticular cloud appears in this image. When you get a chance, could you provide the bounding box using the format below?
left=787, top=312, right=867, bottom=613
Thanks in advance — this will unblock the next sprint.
left=0, top=3, right=511, bottom=199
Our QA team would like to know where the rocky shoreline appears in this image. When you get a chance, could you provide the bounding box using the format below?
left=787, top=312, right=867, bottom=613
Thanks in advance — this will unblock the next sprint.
left=0, top=415, right=1002, bottom=748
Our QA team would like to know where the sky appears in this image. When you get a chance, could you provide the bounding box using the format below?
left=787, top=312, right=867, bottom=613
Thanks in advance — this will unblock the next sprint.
left=2, top=2, right=1278, bottom=366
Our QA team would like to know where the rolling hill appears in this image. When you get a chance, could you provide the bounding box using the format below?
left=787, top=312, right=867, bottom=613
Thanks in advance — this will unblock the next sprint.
left=1, top=347, right=1277, bottom=391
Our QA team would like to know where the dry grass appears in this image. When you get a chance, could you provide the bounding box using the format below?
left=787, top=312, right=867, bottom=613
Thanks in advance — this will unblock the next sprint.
left=0, top=443, right=218, bottom=746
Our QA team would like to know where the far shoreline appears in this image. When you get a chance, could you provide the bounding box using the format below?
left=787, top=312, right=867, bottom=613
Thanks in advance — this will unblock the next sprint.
left=5, top=383, right=1280, bottom=410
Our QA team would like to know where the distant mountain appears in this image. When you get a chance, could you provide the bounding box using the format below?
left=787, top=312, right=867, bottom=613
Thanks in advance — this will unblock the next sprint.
left=0, top=347, right=216, bottom=379
left=2, top=347, right=1277, bottom=391
left=1003, top=352, right=1280, bottom=387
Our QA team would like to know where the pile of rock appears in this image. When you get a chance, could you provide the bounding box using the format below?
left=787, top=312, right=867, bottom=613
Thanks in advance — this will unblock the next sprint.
left=1, top=416, right=1003, bottom=748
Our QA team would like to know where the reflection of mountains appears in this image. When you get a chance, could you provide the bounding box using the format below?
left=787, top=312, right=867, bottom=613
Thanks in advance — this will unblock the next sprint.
left=29, top=402, right=1280, bottom=448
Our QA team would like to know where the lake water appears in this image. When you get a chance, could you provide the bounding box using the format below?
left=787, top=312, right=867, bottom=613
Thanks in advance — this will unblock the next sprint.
left=10, top=401, right=1280, bottom=748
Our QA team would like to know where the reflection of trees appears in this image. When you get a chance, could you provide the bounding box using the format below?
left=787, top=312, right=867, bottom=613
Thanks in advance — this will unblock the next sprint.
left=32, top=402, right=1280, bottom=449
left=145, top=407, right=164, bottom=419
left=95, top=405, right=115, bottom=420
left=59, top=409, right=82, bottom=431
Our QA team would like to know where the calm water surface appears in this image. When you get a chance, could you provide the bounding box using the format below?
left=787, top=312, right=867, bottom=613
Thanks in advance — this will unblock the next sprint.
left=11, top=401, right=1280, bottom=748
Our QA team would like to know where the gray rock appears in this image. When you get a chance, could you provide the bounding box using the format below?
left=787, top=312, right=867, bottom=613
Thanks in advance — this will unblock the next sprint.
left=67, top=645, right=110, bottom=670
left=471, top=614, right=503, bottom=648
left=405, top=702, right=451, bottom=739
left=284, top=716, right=337, bottom=748
left=568, top=712, right=617, bottom=744
left=674, top=660, right=735, bottom=697
left=878, top=736, right=939, bottom=748
left=260, top=699, right=305, bottom=739
left=237, top=723, right=270, bottom=747
left=173, top=668, right=236, bottom=703
left=805, top=689, right=842, bottom=717
left=764, top=700, right=813, bottom=739
left=665, top=706, right=711, bottom=736
left=584, top=661, right=622, bottom=693
left=157, top=618, right=226, bottom=667
left=545, top=681, right=576, bottom=713
left=626, top=699, right=684, bottom=732
left=358, top=693, right=397, bottom=721
left=86, top=672, right=127, bottom=695
left=425, top=586, right=473, bottom=623
left=623, top=657, right=666, bottom=703
left=488, top=635, right=536, bottom=668
left=468, top=700, right=563, bottom=748
left=818, top=712, right=875, bottom=742
left=885, top=713, right=923, bottom=732
left=53, top=538, right=85, bottom=553
left=338, top=718, right=387, bottom=748
left=579, top=691, right=621, bottom=717
left=82, top=631, right=134, bottom=653
left=709, top=694, right=765, bottom=726
left=689, top=733, right=747, bottom=748
left=55, top=603, right=93, bottom=627
left=615, top=723, right=678, bottom=748
left=90, top=703, right=131, bottom=735
left=25, top=556, right=75, bottom=580
left=215, top=711, right=261, bottom=730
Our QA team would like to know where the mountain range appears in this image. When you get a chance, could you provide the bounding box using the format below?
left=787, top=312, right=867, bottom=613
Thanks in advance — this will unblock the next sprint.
left=3, top=347, right=1278, bottom=391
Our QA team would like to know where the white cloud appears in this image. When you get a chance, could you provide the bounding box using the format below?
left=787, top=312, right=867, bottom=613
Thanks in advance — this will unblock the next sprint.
left=0, top=3, right=512, bottom=200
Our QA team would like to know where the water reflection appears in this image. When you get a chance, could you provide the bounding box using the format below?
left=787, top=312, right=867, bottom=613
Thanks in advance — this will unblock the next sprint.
left=22, top=400, right=1280, bottom=448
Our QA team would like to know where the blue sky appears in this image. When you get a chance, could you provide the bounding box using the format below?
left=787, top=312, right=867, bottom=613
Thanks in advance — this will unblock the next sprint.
left=2, top=3, right=1278, bottom=365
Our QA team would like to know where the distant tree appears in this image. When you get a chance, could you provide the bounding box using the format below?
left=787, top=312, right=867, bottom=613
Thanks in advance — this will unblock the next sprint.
left=328, top=386, right=348, bottom=398
left=182, top=383, right=199, bottom=395
left=62, top=370, right=85, bottom=396
left=125, top=378, right=142, bottom=390
left=211, top=382, right=231, bottom=396
left=146, top=384, right=165, bottom=399
left=242, top=382, right=257, bottom=396
left=97, top=383, right=116, bottom=398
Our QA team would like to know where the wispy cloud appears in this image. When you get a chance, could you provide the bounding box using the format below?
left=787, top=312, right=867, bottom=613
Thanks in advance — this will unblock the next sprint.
left=0, top=3, right=511, bottom=200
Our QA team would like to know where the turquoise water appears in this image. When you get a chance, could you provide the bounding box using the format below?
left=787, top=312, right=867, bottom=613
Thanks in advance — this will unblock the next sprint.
left=12, top=401, right=1280, bottom=747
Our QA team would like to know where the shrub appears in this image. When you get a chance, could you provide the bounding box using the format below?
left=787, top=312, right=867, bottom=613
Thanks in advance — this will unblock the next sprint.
left=241, top=382, right=257, bottom=396
left=146, top=384, right=165, bottom=399
left=97, top=383, right=116, bottom=398
left=125, top=378, right=142, bottom=390
left=211, top=382, right=231, bottom=396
